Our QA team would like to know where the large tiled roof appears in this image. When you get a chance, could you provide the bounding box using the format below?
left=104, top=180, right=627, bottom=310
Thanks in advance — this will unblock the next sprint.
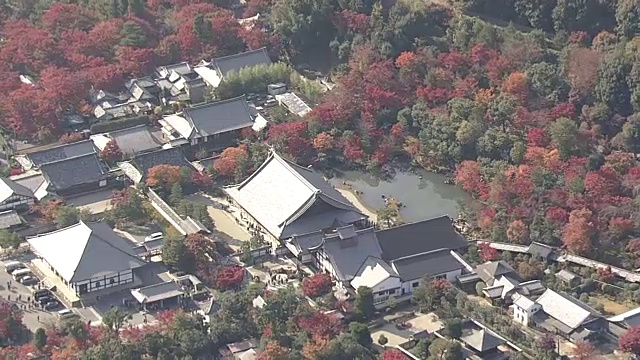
left=320, top=226, right=382, bottom=281
left=212, top=48, right=272, bottom=77
left=391, top=249, right=464, bottom=281
left=40, top=154, right=108, bottom=191
left=461, top=328, right=504, bottom=353
left=225, top=151, right=364, bottom=239
left=27, top=221, right=146, bottom=282
left=0, top=177, right=34, bottom=203
left=535, top=289, right=601, bottom=331
left=95, top=125, right=161, bottom=158
left=183, top=96, right=255, bottom=137
left=131, top=147, right=192, bottom=179
left=28, top=140, right=97, bottom=166
left=376, top=215, right=468, bottom=261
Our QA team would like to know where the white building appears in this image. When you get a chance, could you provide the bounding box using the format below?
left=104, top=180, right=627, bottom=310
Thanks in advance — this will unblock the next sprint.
left=0, top=177, right=36, bottom=212
left=298, top=217, right=471, bottom=305
left=27, top=221, right=146, bottom=297
left=511, top=293, right=541, bottom=326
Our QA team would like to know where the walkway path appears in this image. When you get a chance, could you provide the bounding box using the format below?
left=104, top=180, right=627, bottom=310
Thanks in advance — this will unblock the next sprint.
left=336, top=188, right=378, bottom=221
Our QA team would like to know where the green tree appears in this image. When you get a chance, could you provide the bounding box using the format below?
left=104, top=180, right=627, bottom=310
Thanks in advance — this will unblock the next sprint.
left=349, top=322, right=372, bottom=348
left=169, top=183, right=183, bottom=206
left=514, top=0, right=555, bottom=31
left=119, top=21, right=147, bottom=48
left=614, top=113, right=640, bottom=155
left=162, top=235, right=191, bottom=271
left=376, top=207, right=395, bottom=228
left=444, top=318, right=463, bottom=339
left=429, top=338, right=450, bottom=359
left=0, top=230, right=21, bottom=250
left=193, top=15, right=213, bottom=41
left=549, top=117, right=579, bottom=160
left=34, top=327, right=47, bottom=350
left=269, top=0, right=334, bottom=54
left=102, top=307, right=132, bottom=332
left=128, top=0, right=144, bottom=16
left=526, top=62, right=568, bottom=104
left=55, top=206, right=91, bottom=228
left=596, top=51, right=632, bottom=115
left=377, top=334, right=388, bottom=345
left=444, top=341, right=464, bottom=360
left=552, top=0, right=616, bottom=35
left=615, top=0, right=640, bottom=38
left=629, top=61, right=640, bottom=113
left=354, top=286, right=375, bottom=321
left=256, top=286, right=300, bottom=339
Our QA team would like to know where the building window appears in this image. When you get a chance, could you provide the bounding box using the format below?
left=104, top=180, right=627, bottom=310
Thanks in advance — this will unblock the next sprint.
left=99, top=180, right=107, bottom=187
left=95, top=281, right=101, bottom=287
left=412, top=282, right=419, bottom=288
left=110, top=279, right=115, bottom=285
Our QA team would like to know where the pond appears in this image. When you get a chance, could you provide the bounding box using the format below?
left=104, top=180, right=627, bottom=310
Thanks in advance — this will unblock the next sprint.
left=329, top=169, right=474, bottom=223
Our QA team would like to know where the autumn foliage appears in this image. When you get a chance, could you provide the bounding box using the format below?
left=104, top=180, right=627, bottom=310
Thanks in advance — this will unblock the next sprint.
left=620, top=326, right=640, bottom=354
left=212, top=265, right=245, bottom=290
left=302, top=274, right=333, bottom=298
left=100, top=139, right=123, bottom=162
left=146, top=164, right=182, bottom=188
left=214, top=145, right=248, bottom=178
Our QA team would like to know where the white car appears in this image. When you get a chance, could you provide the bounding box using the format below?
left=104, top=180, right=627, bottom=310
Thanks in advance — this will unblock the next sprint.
left=144, top=232, right=163, bottom=242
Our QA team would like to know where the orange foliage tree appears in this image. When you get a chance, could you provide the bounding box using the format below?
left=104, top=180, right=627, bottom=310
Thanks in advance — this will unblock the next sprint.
left=146, top=164, right=182, bottom=189
left=214, top=144, right=248, bottom=178
left=562, top=208, right=594, bottom=255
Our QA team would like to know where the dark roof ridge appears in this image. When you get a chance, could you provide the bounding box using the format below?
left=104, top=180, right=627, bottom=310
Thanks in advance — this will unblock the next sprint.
left=28, top=139, right=95, bottom=155
left=132, top=146, right=181, bottom=159
left=186, top=95, right=247, bottom=111
left=212, top=47, right=268, bottom=63
left=391, top=248, right=451, bottom=262
left=84, top=223, right=146, bottom=266
left=376, top=214, right=452, bottom=234
left=107, top=124, right=149, bottom=135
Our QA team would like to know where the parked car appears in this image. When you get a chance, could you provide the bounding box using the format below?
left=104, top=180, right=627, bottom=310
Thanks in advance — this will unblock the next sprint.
left=44, top=301, right=61, bottom=311
left=38, top=296, right=55, bottom=305
left=33, top=289, right=51, bottom=299
left=144, top=232, right=163, bottom=242
left=57, top=309, right=77, bottom=319
left=4, top=261, right=25, bottom=273
left=19, top=276, right=38, bottom=285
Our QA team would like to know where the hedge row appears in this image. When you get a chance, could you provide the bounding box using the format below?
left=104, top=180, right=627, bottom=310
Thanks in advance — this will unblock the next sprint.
left=90, top=115, right=150, bottom=134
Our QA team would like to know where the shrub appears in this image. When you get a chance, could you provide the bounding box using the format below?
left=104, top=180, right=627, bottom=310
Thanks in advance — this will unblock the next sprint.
left=302, top=273, right=333, bottom=298
left=378, top=334, right=388, bottom=345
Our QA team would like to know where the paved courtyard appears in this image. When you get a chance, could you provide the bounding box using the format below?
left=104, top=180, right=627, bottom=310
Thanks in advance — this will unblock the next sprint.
left=186, top=193, right=251, bottom=251
left=67, top=189, right=114, bottom=215
left=0, top=258, right=59, bottom=331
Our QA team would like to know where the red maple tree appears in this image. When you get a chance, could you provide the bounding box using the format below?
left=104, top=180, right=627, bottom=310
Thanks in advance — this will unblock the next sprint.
left=302, top=274, right=333, bottom=298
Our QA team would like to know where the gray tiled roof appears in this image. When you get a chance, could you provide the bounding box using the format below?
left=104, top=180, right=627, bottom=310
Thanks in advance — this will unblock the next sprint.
left=27, top=221, right=146, bottom=282
left=131, top=147, right=192, bottom=179
left=40, top=154, right=108, bottom=191
left=321, top=227, right=382, bottom=282
left=391, top=249, right=464, bottom=281
left=0, top=210, right=23, bottom=229
left=183, top=96, right=255, bottom=137
left=376, top=215, right=468, bottom=261
left=109, top=125, right=161, bottom=157
left=28, top=140, right=96, bottom=166
left=535, top=289, right=602, bottom=331
left=212, top=48, right=271, bottom=78
left=461, top=328, right=504, bottom=353
left=225, top=151, right=364, bottom=239
left=131, top=281, right=183, bottom=303
left=475, top=260, right=519, bottom=285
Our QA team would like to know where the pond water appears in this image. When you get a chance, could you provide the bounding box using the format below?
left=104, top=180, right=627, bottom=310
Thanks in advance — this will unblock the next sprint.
left=329, top=169, right=474, bottom=223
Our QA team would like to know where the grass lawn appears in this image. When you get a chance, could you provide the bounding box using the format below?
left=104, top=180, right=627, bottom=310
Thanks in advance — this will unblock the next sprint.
left=590, top=295, right=636, bottom=315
